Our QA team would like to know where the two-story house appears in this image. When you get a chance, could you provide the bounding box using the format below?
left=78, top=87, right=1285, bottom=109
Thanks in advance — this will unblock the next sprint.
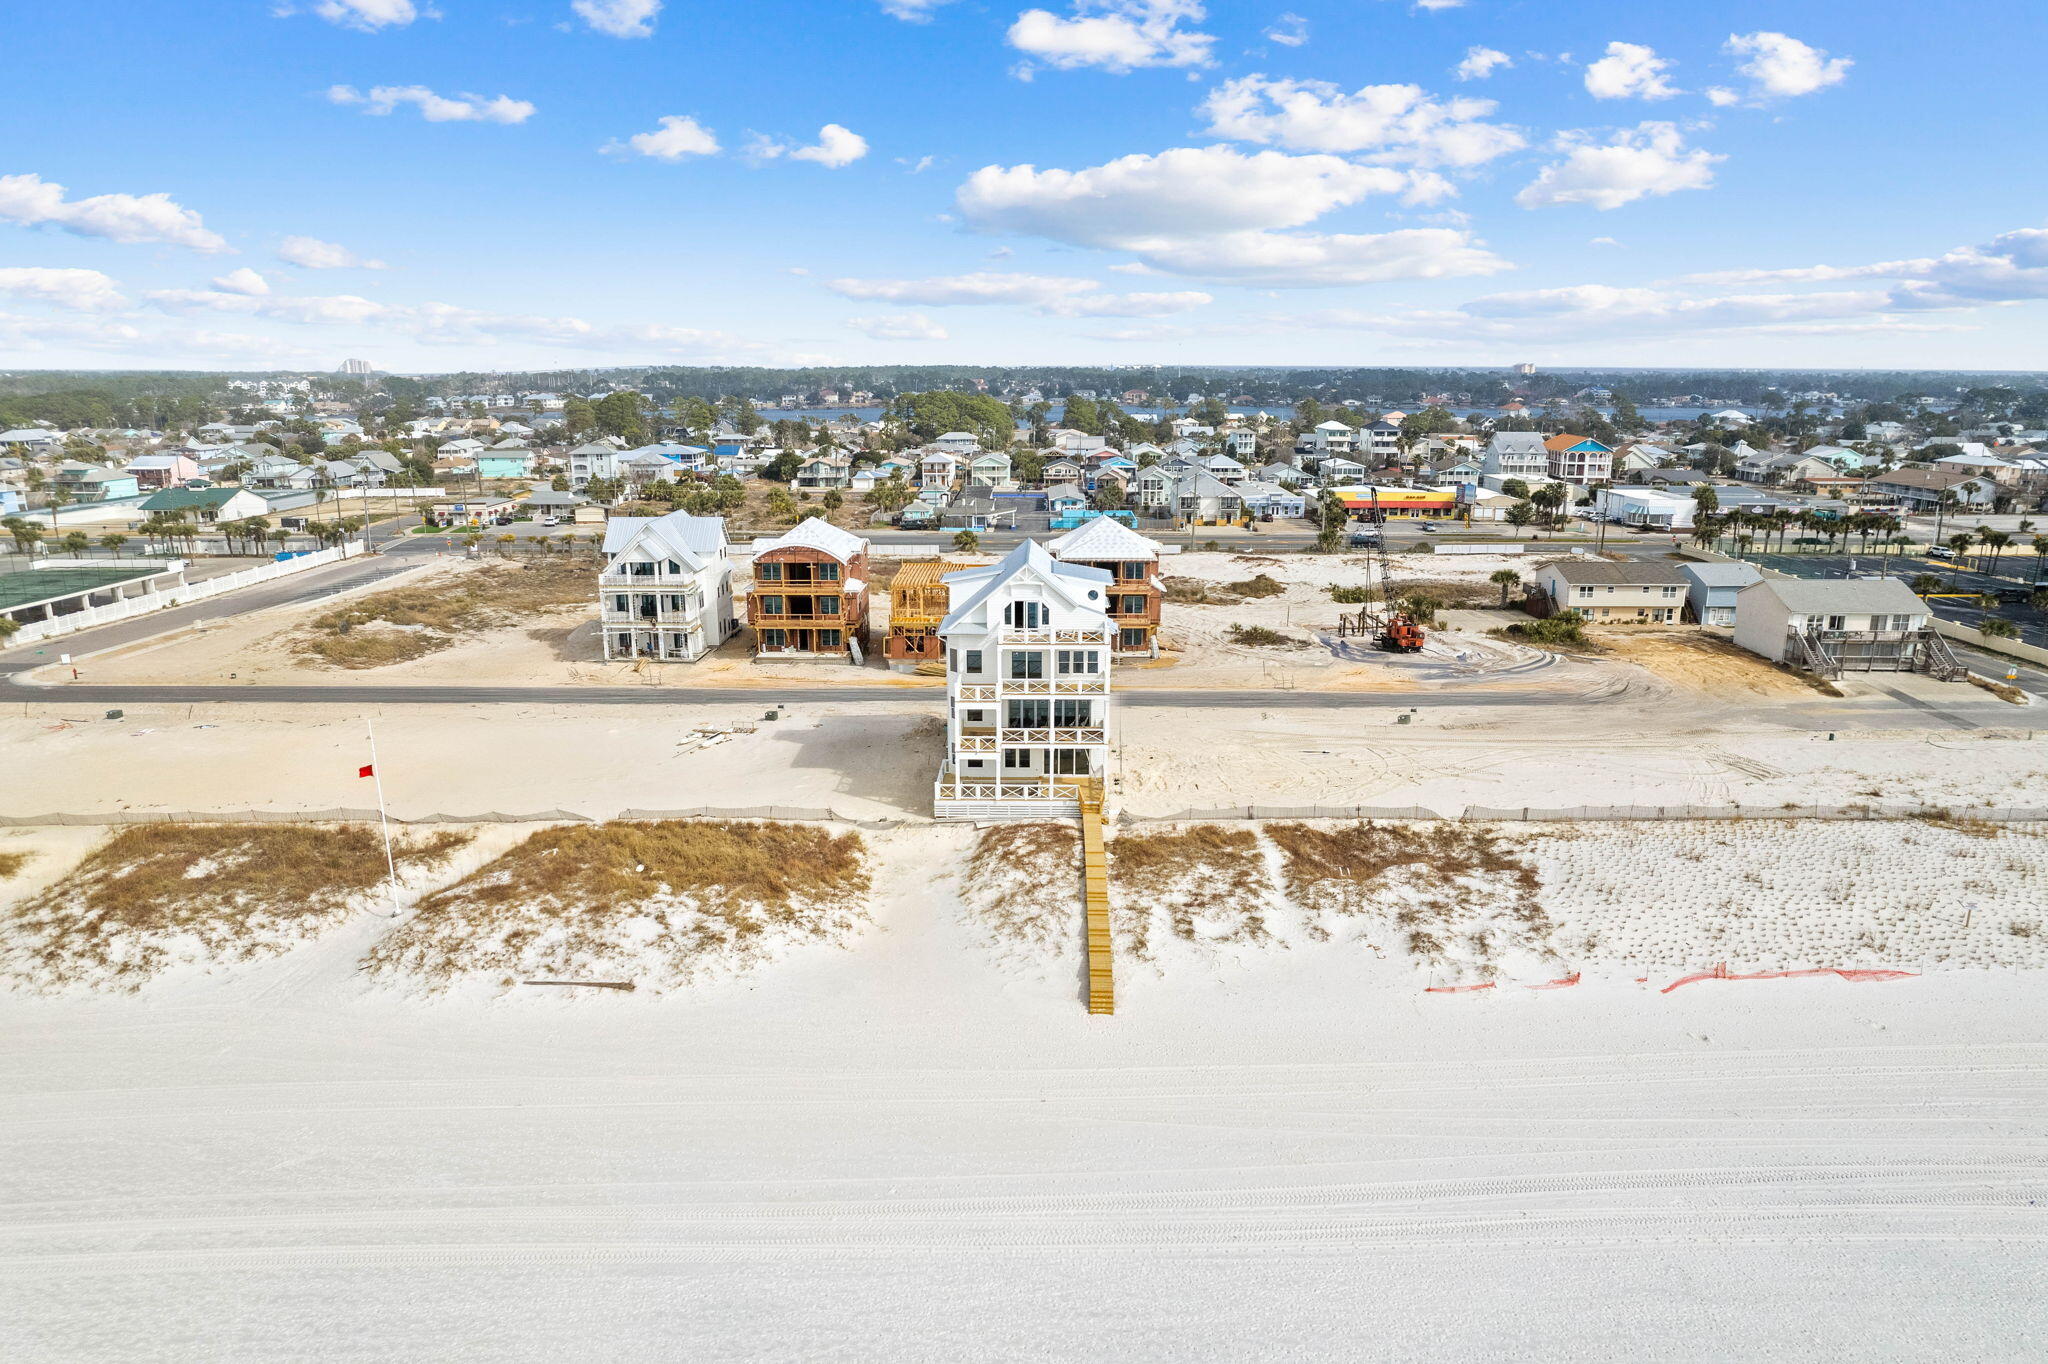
left=933, top=540, right=1115, bottom=820
left=598, top=511, right=736, bottom=662
left=745, top=519, right=871, bottom=662
left=1530, top=558, right=1689, bottom=624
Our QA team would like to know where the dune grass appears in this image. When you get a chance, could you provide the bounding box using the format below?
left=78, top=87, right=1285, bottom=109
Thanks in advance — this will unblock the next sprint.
left=363, top=820, right=872, bottom=989
left=1265, top=821, right=1554, bottom=970
left=1108, top=824, right=1277, bottom=959
left=3, top=823, right=472, bottom=988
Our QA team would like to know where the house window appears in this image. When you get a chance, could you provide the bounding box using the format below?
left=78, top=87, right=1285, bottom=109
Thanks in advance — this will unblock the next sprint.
left=963, top=709, right=986, bottom=725
left=663, top=594, right=685, bottom=611
left=762, top=629, right=787, bottom=650
left=1826, top=615, right=1847, bottom=631
left=1119, top=627, right=1146, bottom=649
left=1889, top=614, right=1916, bottom=631
left=669, top=633, right=687, bottom=651
left=1053, top=699, right=1092, bottom=727
left=614, top=633, right=633, bottom=653
left=630, top=561, right=654, bottom=577
left=1051, top=749, right=1091, bottom=775
left=756, top=595, right=784, bottom=616
left=816, top=596, right=840, bottom=616
left=1006, top=699, right=1051, bottom=728
left=1009, top=651, right=1045, bottom=679
left=964, top=649, right=983, bottom=673
left=612, top=594, right=629, bottom=613
left=1056, top=649, right=1098, bottom=674
left=1577, top=586, right=1594, bottom=599
left=817, top=629, right=841, bottom=648
left=816, top=562, right=840, bottom=581
left=1003, top=749, right=1031, bottom=770
left=756, top=562, right=782, bottom=581
left=1661, top=586, right=1678, bottom=597
left=1119, top=595, right=1148, bottom=615
left=1005, top=600, right=1046, bottom=629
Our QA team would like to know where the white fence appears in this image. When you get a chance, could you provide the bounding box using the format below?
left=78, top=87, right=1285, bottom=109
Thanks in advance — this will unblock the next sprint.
left=5, top=542, right=364, bottom=647
left=1432, top=542, right=1537, bottom=556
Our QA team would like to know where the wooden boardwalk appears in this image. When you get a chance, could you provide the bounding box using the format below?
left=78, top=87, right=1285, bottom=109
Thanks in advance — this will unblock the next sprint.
left=1079, top=780, right=1114, bottom=1015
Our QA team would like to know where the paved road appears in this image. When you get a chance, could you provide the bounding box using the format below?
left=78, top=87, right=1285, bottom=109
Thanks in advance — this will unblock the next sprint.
left=12, top=681, right=1535, bottom=709
left=0, top=542, right=441, bottom=678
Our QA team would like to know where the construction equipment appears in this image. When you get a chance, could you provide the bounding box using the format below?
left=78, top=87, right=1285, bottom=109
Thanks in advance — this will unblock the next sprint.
left=1336, top=489, right=1427, bottom=653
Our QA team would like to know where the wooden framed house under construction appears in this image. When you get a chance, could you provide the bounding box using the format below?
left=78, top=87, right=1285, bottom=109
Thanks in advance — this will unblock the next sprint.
left=1044, top=516, right=1172, bottom=657
left=744, top=519, right=871, bottom=663
left=883, top=558, right=967, bottom=672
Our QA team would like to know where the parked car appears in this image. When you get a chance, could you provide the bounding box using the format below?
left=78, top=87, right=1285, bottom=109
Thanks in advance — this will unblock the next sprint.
left=539, top=515, right=560, bottom=527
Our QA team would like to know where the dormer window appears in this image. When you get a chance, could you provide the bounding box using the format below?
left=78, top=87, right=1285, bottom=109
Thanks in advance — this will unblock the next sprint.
left=1005, top=601, right=1045, bottom=628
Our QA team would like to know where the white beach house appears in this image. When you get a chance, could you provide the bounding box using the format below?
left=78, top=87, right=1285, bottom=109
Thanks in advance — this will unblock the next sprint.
left=933, top=540, right=1115, bottom=820
left=598, top=511, right=737, bottom=662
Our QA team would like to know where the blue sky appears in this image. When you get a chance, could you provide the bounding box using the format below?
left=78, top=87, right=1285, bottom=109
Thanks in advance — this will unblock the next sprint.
left=3, top=0, right=2045, bottom=373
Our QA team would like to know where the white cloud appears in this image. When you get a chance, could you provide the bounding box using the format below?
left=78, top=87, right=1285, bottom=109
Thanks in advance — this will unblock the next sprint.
left=749, top=124, right=870, bottom=168
left=1123, top=228, right=1508, bottom=287
left=0, top=173, right=230, bottom=254
left=878, top=0, right=954, bottom=18
left=1200, top=75, right=1523, bottom=166
left=1007, top=2, right=1215, bottom=75
left=277, top=235, right=388, bottom=270
left=826, top=272, right=1101, bottom=306
left=825, top=271, right=1212, bottom=316
left=142, top=284, right=792, bottom=360
left=1886, top=227, right=2048, bottom=309
left=1724, top=31, right=1851, bottom=101
left=210, top=267, right=272, bottom=296
left=305, top=0, right=420, bottom=30
left=848, top=313, right=949, bottom=341
left=958, top=145, right=1504, bottom=286
left=1410, top=0, right=1465, bottom=10
left=961, top=146, right=1409, bottom=243
left=1263, top=12, right=1308, bottom=47
left=327, top=84, right=535, bottom=124
left=572, top=0, right=661, bottom=38
left=0, top=266, right=126, bottom=311
left=1041, top=290, right=1211, bottom=317
left=606, top=115, right=721, bottom=161
left=1583, top=41, right=1680, bottom=100
left=1589, top=236, right=1621, bottom=247
left=1455, top=47, right=1511, bottom=81
left=1515, top=123, right=1721, bottom=211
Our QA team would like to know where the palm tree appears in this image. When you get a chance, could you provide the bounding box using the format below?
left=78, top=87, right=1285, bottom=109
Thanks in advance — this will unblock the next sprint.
left=2031, top=536, right=2048, bottom=585
left=1946, top=532, right=1975, bottom=585
left=1489, top=568, right=1522, bottom=607
left=953, top=529, right=981, bottom=554
left=1910, top=573, right=1943, bottom=597
left=1979, top=529, right=2012, bottom=579
left=60, top=531, right=91, bottom=557
left=99, top=533, right=127, bottom=558
left=495, top=533, right=516, bottom=557
left=1931, top=489, right=1957, bottom=545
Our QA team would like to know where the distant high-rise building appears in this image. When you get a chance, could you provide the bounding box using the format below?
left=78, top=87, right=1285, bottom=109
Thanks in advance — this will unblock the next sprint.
left=1511, top=362, right=1538, bottom=377
left=336, top=358, right=375, bottom=376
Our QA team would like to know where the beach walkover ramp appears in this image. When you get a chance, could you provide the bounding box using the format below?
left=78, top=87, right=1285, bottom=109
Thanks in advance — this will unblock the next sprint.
left=1080, top=779, right=1113, bottom=1015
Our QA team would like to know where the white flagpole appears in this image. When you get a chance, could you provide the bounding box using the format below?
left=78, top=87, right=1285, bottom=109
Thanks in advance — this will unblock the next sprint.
left=365, top=716, right=401, bottom=918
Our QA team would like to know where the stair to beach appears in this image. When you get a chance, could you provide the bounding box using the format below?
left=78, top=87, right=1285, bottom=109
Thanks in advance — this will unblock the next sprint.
left=1078, top=780, right=1114, bottom=1016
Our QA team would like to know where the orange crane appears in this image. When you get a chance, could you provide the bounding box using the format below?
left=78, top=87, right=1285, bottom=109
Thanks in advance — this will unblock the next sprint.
left=1342, top=489, right=1426, bottom=653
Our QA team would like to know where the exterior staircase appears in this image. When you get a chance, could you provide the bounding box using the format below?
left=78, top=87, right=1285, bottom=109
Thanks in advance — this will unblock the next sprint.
left=1078, top=779, right=1114, bottom=1016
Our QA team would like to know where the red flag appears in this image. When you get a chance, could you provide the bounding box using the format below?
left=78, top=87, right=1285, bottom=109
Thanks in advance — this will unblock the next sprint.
left=358, top=764, right=375, bottom=778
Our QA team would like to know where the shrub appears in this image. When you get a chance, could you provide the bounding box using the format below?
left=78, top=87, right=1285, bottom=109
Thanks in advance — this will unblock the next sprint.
left=1226, top=624, right=1309, bottom=649
left=1504, top=610, right=1589, bottom=647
